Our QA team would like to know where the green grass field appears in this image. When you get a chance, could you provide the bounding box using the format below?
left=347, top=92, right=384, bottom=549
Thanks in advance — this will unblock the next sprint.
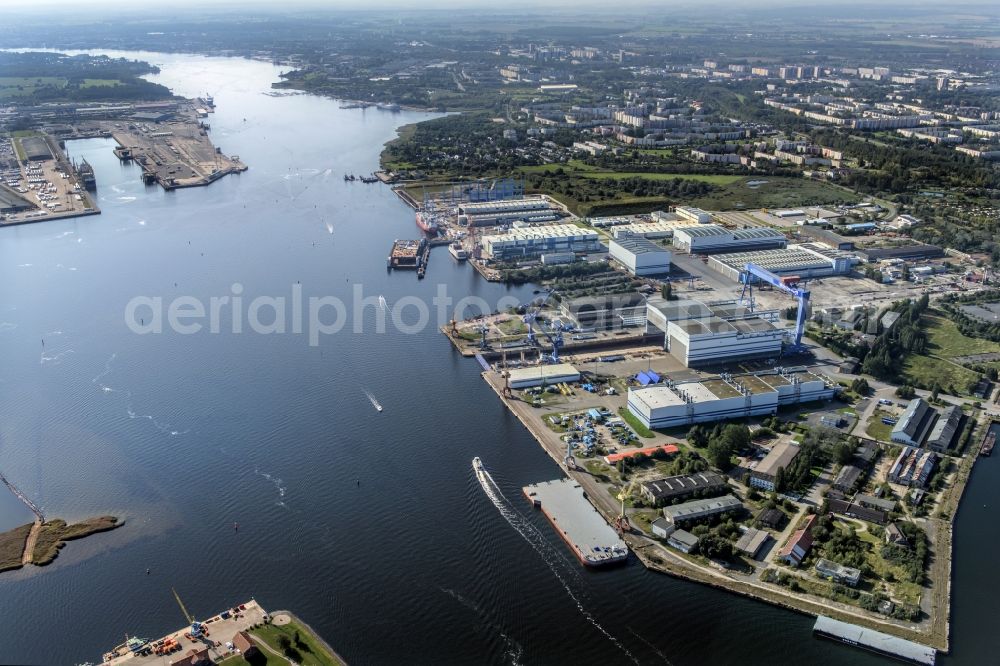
left=686, top=176, right=859, bottom=210
left=923, top=313, right=1000, bottom=357
left=901, top=312, right=998, bottom=394
left=247, top=620, right=343, bottom=666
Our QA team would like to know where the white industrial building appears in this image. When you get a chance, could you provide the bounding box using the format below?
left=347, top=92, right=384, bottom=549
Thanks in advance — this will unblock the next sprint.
left=608, top=236, right=671, bottom=276
left=482, top=224, right=602, bottom=260
left=707, top=243, right=859, bottom=281
left=626, top=368, right=836, bottom=429
left=610, top=222, right=679, bottom=240
left=457, top=198, right=559, bottom=226
left=644, top=297, right=784, bottom=367
left=672, top=224, right=787, bottom=254
left=506, top=363, right=581, bottom=389
left=675, top=206, right=713, bottom=224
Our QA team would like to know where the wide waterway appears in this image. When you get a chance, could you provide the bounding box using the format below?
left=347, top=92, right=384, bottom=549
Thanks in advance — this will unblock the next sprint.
left=0, top=50, right=995, bottom=665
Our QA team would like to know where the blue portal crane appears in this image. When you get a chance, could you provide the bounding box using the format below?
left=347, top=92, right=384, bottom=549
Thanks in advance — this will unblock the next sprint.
left=522, top=288, right=557, bottom=345
left=738, top=262, right=810, bottom=350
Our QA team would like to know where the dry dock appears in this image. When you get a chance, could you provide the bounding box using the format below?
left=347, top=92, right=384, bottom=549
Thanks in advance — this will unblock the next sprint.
left=523, top=478, right=627, bottom=567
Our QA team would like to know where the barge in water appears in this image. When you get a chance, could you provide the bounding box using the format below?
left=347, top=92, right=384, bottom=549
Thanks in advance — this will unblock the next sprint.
left=523, top=478, right=627, bottom=567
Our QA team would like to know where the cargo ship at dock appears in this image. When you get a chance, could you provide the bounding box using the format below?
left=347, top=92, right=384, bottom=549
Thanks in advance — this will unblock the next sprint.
left=449, top=242, right=468, bottom=261
left=415, top=210, right=440, bottom=235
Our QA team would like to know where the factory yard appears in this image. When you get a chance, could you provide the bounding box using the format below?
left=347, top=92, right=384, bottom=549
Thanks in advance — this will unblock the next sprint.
left=436, top=191, right=991, bottom=657
left=0, top=135, right=99, bottom=225
left=109, top=111, right=247, bottom=190
left=104, top=600, right=269, bottom=666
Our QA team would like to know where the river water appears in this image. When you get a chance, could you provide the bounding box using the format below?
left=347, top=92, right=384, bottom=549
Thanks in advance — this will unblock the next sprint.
left=0, top=51, right=993, bottom=665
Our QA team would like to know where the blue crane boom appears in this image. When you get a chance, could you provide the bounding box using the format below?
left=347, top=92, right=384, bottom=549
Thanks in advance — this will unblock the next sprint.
left=739, top=262, right=810, bottom=349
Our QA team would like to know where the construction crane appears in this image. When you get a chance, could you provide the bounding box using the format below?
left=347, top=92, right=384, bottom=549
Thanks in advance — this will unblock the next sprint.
left=522, top=288, right=557, bottom=346
left=172, top=588, right=205, bottom=640
left=738, top=262, right=810, bottom=351
left=614, top=480, right=637, bottom=536
left=539, top=319, right=565, bottom=364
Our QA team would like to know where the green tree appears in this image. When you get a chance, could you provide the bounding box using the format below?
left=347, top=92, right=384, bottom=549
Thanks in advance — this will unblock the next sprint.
left=833, top=441, right=854, bottom=465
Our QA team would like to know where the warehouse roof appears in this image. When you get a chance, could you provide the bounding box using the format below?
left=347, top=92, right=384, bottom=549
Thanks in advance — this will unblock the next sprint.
left=506, top=363, right=580, bottom=384
left=610, top=236, right=670, bottom=255
left=646, top=298, right=713, bottom=322
left=735, top=527, right=771, bottom=556
left=754, top=441, right=800, bottom=479
left=892, top=398, right=936, bottom=443
left=926, top=404, right=961, bottom=450
left=641, top=471, right=727, bottom=502
left=565, top=293, right=645, bottom=314
left=663, top=494, right=742, bottom=521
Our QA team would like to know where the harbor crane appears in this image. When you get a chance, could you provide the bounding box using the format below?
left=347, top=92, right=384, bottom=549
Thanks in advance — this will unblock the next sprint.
left=172, top=588, right=206, bottom=640
left=522, top=288, right=557, bottom=346
left=614, top=481, right=637, bottom=536
left=738, top=262, right=810, bottom=351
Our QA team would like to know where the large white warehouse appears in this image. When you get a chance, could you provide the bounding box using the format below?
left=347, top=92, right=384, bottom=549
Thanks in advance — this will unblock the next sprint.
left=645, top=297, right=784, bottom=367
left=608, top=236, right=671, bottom=276
left=506, top=363, right=581, bottom=389
left=458, top=198, right=559, bottom=226
left=627, top=369, right=836, bottom=429
left=675, top=206, right=713, bottom=224
left=672, top=225, right=787, bottom=254
left=708, top=243, right=859, bottom=281
left=482, top=224, right=602, bottom=260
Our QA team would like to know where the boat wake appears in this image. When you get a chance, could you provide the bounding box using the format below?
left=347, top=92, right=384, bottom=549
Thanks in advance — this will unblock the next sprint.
left=92, top=353, right=188, bottom=436
left=472, top=459, right=638, bottom=664
left=254, top=466, right=288, bottom=508
left=440, top=586, right=524, bottom=665
left=364, top=389, right=383, bottom=412
left=378, top=295, right=388, bottom=310
left=40, top=331, right=74, bottom=366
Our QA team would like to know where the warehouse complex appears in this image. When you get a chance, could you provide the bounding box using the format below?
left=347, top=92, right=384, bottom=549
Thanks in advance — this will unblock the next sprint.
left=708, top=243, right=859, bottom=282
left=626, top=368, right=836, bottom=429
left=671, top=225, right=787, bottom=254
left=644, top=297, right=785, bottom=367
left=457, top=198, right=559, bottom=226
left=481, top=224, right=602, bottom=259
left=610, top=219, right=691, bottom=240
left=608, top=236, right=671, bottom=276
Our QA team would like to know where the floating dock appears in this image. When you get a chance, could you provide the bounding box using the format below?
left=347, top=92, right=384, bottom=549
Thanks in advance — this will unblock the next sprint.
left=813, top=616, right=936, bottom=665
left=523, top=478, right=627, bottom=567
left=387, top=238, right=426, bottom=271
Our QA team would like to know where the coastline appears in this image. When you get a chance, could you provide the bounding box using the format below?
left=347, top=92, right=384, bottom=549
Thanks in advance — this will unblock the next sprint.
left=478, top=366, right=960, bottom=652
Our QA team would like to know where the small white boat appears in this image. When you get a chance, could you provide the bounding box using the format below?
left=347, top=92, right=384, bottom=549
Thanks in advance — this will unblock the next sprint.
left=365, top=390, right=383, bottom=412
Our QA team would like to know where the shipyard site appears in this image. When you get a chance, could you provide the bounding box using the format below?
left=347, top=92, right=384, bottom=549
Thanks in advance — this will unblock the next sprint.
left=406, top=181, right=1000, bottom=664
left=1, top=96, right=245, bottom=226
